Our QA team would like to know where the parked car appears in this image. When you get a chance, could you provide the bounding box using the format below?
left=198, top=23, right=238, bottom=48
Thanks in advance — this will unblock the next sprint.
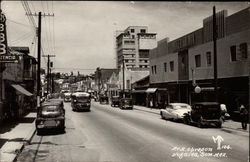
left=71, top=92, right=91, bottom=112
left=64, top=92, right=71, bottom=102
left=99, top=95, right=109, bottom=104
left=35, top=99, right=65, bottom=134
left=119, top=98, right=133, bottom=110
left=160, top=103, right=191, bottom=121
left=111, top=96, right=120, bottom=107
left=183, top=102, right=223, bottom=128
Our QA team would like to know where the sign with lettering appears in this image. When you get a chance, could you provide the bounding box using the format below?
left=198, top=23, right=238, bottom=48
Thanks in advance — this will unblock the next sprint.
left=0, top=12, right=8, bottom=55
left=0, top=54, right=19, bottom=63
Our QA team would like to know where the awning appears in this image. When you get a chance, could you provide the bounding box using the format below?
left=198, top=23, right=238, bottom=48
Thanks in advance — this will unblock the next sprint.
left=11, top=84, right=33, bottom=96
left=146, top=88, right=157, bottom=93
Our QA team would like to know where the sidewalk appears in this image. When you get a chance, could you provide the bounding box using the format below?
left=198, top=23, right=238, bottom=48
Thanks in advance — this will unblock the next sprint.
left=134, top=105, right=249, bottom=134
left=0, top=112, right=37, bottom=162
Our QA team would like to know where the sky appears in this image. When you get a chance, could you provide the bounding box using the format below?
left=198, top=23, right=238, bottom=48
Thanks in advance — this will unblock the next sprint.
left=1, top=1, right=249, bottom=75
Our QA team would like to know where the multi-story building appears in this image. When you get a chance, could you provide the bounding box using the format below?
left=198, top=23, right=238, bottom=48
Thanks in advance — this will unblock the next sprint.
left=94, top=68, right=119, bottom=96
left=1, top=46, right=37, bottom=120
left=150, top=7, right=249, bottom=113
left=116, top=26, right=157, bottom=69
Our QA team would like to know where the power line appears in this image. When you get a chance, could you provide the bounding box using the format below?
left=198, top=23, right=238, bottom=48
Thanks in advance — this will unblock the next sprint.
left=6, top=19, right=32, bottom=28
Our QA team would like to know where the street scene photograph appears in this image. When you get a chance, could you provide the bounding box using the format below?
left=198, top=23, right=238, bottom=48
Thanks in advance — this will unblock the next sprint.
left=0, top=1, right=249, bottom=162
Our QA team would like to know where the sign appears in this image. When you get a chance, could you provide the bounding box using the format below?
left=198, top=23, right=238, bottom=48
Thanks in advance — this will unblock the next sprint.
left=0, top=54, right=19, bottom=63
left=0, top=12, right=8, bottom=55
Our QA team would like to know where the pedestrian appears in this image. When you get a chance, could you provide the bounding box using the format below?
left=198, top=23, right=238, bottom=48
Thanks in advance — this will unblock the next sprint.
left=239, top=104, right=248, bottom=130
left=220, top=104, right=227, bottom=121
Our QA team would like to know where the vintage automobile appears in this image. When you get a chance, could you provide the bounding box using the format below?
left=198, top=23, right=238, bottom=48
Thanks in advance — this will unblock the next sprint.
left=183, top=102, right=223, bottom=128
left=111, top=96, right=120, bottom=107
left=160, top=103, right=191, bottom=121
left=99, top=95, right=109, bottom=104
left=71, top=92, right=91, bottom=112
left=64, top=92, right=72, bottom=102
left=35, top=99, right=65, bottom=134
left=119, top=98, right=133, bottom=110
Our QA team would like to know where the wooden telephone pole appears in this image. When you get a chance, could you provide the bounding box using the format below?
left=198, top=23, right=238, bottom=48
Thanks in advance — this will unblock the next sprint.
left=42, top=54, right=55, bottom=96
left=26, top=12, right=54, bottom=108
left=213, top=6, right=218, bottom=102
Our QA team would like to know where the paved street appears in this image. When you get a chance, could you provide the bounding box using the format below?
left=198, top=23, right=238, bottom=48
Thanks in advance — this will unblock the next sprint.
left=17, top=101, right=249, bottom=162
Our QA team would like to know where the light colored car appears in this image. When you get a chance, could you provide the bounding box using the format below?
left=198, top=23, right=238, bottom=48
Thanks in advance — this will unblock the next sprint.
left=160, top=103, right=191, bottom=121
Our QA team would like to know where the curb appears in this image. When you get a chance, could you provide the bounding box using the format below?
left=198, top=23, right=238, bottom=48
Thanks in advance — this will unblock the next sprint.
left=134, top=107, right=160, bottom=115
left=12, top=125, right=37, bottom=162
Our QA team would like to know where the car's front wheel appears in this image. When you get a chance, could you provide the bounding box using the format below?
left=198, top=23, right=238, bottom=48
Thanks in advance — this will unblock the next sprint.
left=197, top=117, right=203, bottom=128
left=160, top=112, right=165, bottom=119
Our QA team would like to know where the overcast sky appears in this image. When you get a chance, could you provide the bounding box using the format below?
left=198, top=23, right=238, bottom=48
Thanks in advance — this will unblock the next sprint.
left=1, top=1, right=249, bottom=75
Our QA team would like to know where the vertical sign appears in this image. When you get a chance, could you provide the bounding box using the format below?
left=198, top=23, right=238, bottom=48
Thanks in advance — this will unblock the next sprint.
left=0, top=12, right=7, bottom=55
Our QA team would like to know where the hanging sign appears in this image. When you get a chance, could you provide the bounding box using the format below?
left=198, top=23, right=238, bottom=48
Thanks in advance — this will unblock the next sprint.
left=0, top=12, right=8, bottom=55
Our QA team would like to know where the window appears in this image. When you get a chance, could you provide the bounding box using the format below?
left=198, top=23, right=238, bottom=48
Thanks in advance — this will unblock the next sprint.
left=195, top=55, right=201, bottom=67
left=154, top=65, right=157, bottom=74
left=131, top=29, right=134, bottom=33
left=124, top=40, right=135, bottom=44
left=131, top=35, right=135, bottom=39
left=206, top=52, right=211, bottom=66
left=170, top=61, right=174, bottom=72
left=164, top=62, right=167, bottom=72
left=151, top=66, right=154, bottom=74
left=140, top=29, right=146, bottom=33
left=144, top=60, right=148, bottom=63
left=230, top=45, right=237, bottom=61
left=239, top=43, right=248, bottom=59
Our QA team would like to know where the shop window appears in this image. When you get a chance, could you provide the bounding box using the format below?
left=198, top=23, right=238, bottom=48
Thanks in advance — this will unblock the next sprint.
left=230, top=45, right=237, bottom=61
left=195, top=54, right=201, bottom=67
left=170, top=61, right=174, bottom=72
left=206, top=52, right=212, bottom=66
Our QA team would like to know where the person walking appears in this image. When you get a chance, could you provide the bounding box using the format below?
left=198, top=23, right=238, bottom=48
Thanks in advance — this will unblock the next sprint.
left=239, top=105, right=248, bottom=130
left=220, top=104, right=227, bottom=121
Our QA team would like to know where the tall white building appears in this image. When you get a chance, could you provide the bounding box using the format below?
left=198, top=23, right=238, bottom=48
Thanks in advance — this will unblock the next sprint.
left=116, top=26, right=157, bottom=70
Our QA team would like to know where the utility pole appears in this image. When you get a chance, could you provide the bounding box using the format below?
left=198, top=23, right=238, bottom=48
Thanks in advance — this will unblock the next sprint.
left=42, top=54, right=55, bottom=96
left=213, top=6, right=218, bottom=102
left=26, top=12, right=54, bottom=108
left=122, top=55, right=125, bottom=98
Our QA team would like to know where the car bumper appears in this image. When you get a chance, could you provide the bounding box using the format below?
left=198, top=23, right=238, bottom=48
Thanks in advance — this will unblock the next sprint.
left=36, top=118, right=65, bottom=129
left=201, top=119, right=221, bottom=125
left=74, top=104, right=90, bottom=110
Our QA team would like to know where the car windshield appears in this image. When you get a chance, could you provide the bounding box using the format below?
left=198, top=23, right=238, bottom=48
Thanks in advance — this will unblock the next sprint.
left=173, top=105, right=190, bottom=109
left=42, top=105, right=59, bottom=112
left=76, top=96, right=89, bottom=101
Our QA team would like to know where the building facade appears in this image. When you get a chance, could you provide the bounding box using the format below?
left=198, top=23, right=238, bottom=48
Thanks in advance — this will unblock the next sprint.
left=116, top=26, right=157, bottom=70
left=150, top=7, right=250, bottom=113
left=1, top=47, right=36, bottom=121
